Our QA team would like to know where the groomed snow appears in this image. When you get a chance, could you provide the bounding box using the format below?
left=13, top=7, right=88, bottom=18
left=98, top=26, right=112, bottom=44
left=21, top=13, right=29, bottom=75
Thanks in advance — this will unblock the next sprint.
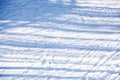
left=0, top=0, right=120, bottom=80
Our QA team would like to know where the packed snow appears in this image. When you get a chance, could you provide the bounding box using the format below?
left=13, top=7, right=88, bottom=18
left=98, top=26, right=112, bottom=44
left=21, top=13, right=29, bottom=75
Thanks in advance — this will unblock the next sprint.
left=0, top=0, right=120, bottom=80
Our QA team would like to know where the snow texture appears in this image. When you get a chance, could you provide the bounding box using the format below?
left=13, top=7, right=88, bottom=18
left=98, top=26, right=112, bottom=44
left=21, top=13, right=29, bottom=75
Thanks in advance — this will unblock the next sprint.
left=0, top=0, right=120, bottom=80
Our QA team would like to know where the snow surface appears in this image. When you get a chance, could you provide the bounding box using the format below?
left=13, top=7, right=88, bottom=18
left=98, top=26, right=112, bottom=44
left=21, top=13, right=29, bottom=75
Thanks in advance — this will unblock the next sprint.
left=0, top=0, right=120, bottom=80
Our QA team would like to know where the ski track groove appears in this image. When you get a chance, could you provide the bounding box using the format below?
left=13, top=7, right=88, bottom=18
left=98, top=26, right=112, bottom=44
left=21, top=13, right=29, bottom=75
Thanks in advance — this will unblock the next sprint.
left=0, top=0, right=120, bottom=80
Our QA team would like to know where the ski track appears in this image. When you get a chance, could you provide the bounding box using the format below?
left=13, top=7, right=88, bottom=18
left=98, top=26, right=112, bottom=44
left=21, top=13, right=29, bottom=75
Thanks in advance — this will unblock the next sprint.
left=0, top=0, right=120, bottom=80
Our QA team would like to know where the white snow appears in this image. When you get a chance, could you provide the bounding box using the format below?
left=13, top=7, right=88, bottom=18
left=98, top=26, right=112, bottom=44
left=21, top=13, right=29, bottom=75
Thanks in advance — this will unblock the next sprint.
left=0, top=0, right=120, bottom=80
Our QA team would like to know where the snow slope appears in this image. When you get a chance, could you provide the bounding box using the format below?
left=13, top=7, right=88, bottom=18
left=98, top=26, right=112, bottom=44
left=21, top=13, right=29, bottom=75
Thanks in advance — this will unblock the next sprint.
left=0, top=0, right=120, bottom=80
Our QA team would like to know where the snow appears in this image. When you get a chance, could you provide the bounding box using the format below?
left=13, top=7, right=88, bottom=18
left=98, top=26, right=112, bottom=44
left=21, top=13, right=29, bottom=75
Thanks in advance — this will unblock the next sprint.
left=0, top=0, right=120, bottom=80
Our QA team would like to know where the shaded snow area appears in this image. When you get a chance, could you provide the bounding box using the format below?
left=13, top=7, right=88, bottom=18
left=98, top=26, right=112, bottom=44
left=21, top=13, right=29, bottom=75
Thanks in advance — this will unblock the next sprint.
left=0, top=0, right=120, bottom=80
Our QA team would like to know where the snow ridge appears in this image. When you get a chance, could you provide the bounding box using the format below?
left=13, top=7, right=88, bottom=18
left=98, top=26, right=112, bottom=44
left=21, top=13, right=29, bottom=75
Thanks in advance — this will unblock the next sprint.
left=0, top=0, right=120, bottom=80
